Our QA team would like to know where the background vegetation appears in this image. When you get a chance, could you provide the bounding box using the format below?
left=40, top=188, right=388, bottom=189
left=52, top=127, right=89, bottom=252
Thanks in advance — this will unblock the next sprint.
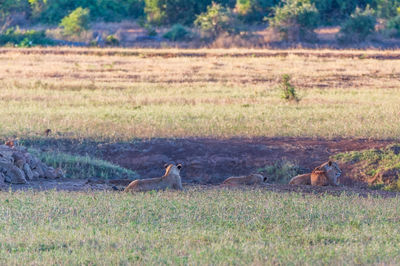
left=1, top=0, right=400, bottom=45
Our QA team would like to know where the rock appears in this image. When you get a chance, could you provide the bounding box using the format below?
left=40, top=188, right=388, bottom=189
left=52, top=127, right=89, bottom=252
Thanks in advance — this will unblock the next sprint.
left=43, top=166, right=57, bottom=179
left=0, top=161, right=27, bottom=184
left=31, top=170, right=40, bottom=180
left=23, top=163, right=34, bottom=180
left=0, top=144, right=64, bottom=183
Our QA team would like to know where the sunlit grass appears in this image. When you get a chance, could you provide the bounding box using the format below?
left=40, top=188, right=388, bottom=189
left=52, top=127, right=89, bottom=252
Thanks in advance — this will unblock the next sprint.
left=1, top=85, right=400, bottom=140
left=0, top=48, right=400, bottom=140
left=0, top=189, right=400, bottom=265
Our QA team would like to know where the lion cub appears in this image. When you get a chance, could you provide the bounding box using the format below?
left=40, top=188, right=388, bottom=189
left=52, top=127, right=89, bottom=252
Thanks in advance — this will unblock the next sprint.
left=124, top=164, right=183, bottom=192
left=289, top=161, right=342, bottom=186
left=222, top=173, right=267, bottom=186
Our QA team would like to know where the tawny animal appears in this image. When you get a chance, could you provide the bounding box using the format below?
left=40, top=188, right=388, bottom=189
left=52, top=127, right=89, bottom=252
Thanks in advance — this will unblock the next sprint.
left=222, top=173, right=267, bottom=186
left=124, top=164, right=183, bottom=192
left=289, top=161, right=342, bottom=186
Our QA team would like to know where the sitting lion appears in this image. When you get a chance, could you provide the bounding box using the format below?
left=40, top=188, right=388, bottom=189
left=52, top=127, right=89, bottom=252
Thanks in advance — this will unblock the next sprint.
left=124, top=164, right=183, bottom=192
left=289, top=161, right=342, bottom=186
left=222, top=173, right=267, bottom=186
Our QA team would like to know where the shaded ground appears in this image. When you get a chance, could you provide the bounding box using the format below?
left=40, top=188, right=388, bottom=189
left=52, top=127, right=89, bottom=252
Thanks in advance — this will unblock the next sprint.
left=4, top=137, right=399, bottom=197
left=99, top=137, right=394, bottom=184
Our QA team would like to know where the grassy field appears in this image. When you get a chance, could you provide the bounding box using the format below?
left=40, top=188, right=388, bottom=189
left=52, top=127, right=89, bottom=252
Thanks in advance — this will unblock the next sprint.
left=1, top=48, right=400, bottom=140
left=1, top=189, right=400, bottom=265
left=2, top=48, right=400, bottom=264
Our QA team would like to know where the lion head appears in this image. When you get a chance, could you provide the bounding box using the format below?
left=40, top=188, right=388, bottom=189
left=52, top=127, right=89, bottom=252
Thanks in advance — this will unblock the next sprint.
left=312, top=161, right=342, bottom=186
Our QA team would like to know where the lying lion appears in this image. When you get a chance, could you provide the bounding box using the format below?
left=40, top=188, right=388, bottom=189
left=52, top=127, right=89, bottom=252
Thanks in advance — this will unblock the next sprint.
left=222, top=173, right=267, bottom=186
left=289, top=161, right=342, bottom=186
left=124, top=164, right=183, bottom=192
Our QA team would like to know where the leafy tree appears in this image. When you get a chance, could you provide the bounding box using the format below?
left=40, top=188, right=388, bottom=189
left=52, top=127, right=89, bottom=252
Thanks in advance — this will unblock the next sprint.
left=59, top=7, right=90, bottom=36
left=195, top=2, right=241, bottom=38
left=269, top=0, right=319, bottom=41
left=144, top=0, right=235, bottom=25
left=235, top=0, right=279, bottom=23
left=337, top=6, right=376, bottom=43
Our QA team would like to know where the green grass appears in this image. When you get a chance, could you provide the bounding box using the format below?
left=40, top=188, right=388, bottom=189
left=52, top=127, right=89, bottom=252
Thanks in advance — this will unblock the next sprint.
left=1, top=189, right=400, bottom=265
left=258, top=160, right=303, bottom=184
left=29, top=148, right=137, bottom=179
left=334, top=144, right=400, bottom=191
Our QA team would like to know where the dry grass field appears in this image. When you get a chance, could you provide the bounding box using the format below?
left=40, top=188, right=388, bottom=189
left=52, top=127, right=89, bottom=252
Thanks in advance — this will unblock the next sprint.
left=1, top=48, right=400, bottom=140
left=2, top=48, right=400, bottom=265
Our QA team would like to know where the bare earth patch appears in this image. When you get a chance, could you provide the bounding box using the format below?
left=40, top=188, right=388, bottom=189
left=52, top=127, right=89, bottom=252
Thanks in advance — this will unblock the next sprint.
left=3, top=138, right=399, bottom=197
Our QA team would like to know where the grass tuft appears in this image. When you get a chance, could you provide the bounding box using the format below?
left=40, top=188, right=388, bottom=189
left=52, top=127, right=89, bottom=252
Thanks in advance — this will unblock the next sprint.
left=29, top=148, right=136, bottom=179
left=258, top=160, right=303, bottom=183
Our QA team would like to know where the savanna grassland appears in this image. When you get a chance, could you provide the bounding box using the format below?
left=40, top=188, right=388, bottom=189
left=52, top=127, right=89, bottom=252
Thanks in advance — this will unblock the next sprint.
left=2, top=189, right=400, bottom=265
left=1, top=48, right=400, bottom=140
left=2, top=48, right=400, bottom=265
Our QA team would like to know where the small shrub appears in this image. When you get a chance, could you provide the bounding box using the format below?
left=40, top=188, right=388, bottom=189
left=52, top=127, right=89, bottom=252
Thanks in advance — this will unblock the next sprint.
left=386, top=15, right=400, bottom=37
left=59, top=7, right=90, bottom=36
left=105, top=35, right=119, bottom=46
left=195, top=3, right=241, bottom=39
left=258, top=161, right=302, bottom=184
left=337, top=6, right=376, bottom=43
left=268, top=0, right=319, bottom=41
left=279, top=74, right=299, bottom=102
left=0, top=27, right=53, bottom=47
left=163, top=24, right=190, bottom=41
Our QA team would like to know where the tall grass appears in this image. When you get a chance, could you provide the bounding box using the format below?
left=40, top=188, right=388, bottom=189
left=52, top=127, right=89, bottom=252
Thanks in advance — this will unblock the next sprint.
left=0, top=189, right=400, bottom=265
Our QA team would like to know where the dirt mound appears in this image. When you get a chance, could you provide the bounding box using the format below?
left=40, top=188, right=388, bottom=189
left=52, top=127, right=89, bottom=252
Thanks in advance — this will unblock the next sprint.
left=0, top=144, right=63, bottom=185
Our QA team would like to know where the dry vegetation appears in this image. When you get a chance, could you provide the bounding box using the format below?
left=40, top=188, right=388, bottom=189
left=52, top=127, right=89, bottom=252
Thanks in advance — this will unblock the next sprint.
left=1, top=48, right=400, bottom=140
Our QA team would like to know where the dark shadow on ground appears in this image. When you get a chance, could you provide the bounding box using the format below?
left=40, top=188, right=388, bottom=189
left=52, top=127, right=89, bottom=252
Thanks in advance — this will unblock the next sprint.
left=18, top=137, right=395, bottom=184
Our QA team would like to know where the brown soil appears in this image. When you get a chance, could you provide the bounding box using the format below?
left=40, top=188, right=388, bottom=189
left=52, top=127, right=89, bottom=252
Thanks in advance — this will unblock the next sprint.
left=3, top=48, right=400, bottom=60
left=2, top=137, right=399, bottom=197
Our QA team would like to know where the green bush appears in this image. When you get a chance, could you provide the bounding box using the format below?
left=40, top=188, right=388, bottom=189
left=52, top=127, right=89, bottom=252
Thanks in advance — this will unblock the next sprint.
left=279, top=74, right=299, bottom=102
left=387, top=15, right=400, bottom=37
left=163, top=24, right=190, bottom=41
left=0, top=27, right=53, bottom=47
left=29, top=0, right=145, bottom=24
left=269, top=0, right=319, bottom=41
left=195, top=3, right=241, bottom=39
left=144, top=0, right=235, bottom=25
left=235, top=0, right=279, bottom=23
left=258, top=161, right=301, bottom=183
left=311, top=0, right=375, bottom=24
left=337, top=6, right=376, bottom=43
left=59, top=7, right=90, bottom=36
left=105, top=34, right=119, bottom=46
left=375, top=0, right=400, bottom=19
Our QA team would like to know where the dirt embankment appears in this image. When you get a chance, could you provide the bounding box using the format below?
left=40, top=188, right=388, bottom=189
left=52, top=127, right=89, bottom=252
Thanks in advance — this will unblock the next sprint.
left=100, top=137, right=393, bottom=184
left=3, top=137, right=399, bottom=197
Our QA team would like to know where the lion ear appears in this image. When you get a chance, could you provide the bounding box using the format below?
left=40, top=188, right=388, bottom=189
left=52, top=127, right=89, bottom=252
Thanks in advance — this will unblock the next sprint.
left=176, top=164, right=182, bottom=170
left=328, top=161, right=333, bottom=166
left=263, top=177, right=268, bottom=182
left=164, top=164, right=169, bottom=169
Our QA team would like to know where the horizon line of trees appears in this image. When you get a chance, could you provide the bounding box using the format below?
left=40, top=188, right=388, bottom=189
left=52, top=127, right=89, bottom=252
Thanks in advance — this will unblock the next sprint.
left=1, top=0, right=399, bottom=26
left=1, top=0, right=400, bottom=45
